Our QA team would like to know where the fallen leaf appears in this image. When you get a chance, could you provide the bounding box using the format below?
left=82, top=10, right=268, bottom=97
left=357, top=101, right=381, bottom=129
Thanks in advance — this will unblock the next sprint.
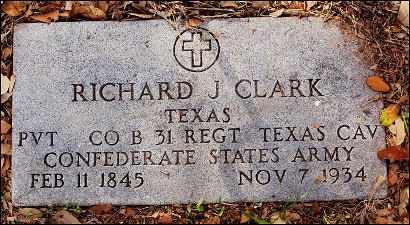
left=398, top=1, right=409, bottom=27
left=394, top=33, right=407, bottom=39
left=158, top=214, right=173, bottom=224
left=1, top=156, right=10, bottom=175
left=380, top=104, right=401, bottom=127
left=306, top=1, right=317, bottom=10
left=124, top=208, right=134, bottom=218
left=1, top=75, right=10, bottom=95
left=312, top=202, right=321, bottom=214
left=71, top=4, right=106, bottom=20
left=357, top=32, right=366, bottom=39
left=1, top=121, right=11, bottom=134
left=205, top=216, right=220, bottom=224
left=1, top=1, right=26, bottom=16
left=30, top=10, right=59, bottom=23
left=285, top=212, right=301, bottom=222
left=8, top=75, right=15, bottom=93
left=220, top=1, right=239, bottom=8
left=51, top=210, right=81, bottom=224
left=188, top=18, right=203, bottom=27
left=252, top=1, right=270, bottom=8
left=398, top=202, right=408, bottom=217
left=1, top=144, right=11, bottom=155
left=366, top=76, right=390, bottom=92
left=270, top=212, right=286, bottom=224
left=18, top=208, right=42, bottom=218
left=400, top=186, right=409, bottom=205
left=388, top=117, right=406, bottom=145
left=65, top=1, right=73, bottom=11
left=269, top=9, right=285, bottom=18
left=375, top=217, right=390, bottom=224
left=1, top=93, right=12, bottom=104
left=369, top=64, right=378, bottom=70
left=89, top=204, right=113, bottom=215
left=2, top=47, right=12, bottom=61
left=388, top=164, right=399, bottom=185
left=97, top=1, right=108, bottom=13
left=128, top=13, right=153, bottom=18
left=377, top=145, right=409, bottom=160
left=240, top=211, right=251, bottom=223
left=160, top=169, right=170, bottom=175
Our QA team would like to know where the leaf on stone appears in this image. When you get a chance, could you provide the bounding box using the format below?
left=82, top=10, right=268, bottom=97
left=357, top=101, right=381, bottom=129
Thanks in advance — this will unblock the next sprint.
left=89, top=204, right=113, bottom=215
left=1, top=121, right=11, bottom=134
left=18, top=208, right=42, bottom=218
left=1, top=1, right=26, bottom=16
left=380, top=104, right=401, bottom=127
left=188, top=18, right=203, bottom=27
left=30, top=10, right=59, bottom=23
left=1, top=75, right=10, bottom=95
left=51, top=210, right=81, bottom=224
left=377, top=145, right=409, bottom=160
left=220, top=1, right=239, bottom=8
left=158, top=214, right=173, bottom=224
left=2, top=47, right=12, bottom=61
left=71, top=4, right=106, bottom=20
left=269, top=9, right=285, bottom=18
left=160, top=169, right=170, bottom=175
left=388, top=117, right=406, bottom=145
left=366, top=76, right=390, bottom=92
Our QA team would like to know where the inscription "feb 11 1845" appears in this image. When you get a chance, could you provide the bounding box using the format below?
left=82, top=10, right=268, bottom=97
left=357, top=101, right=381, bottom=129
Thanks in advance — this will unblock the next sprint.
left=12, top=17, right=386, bottom=206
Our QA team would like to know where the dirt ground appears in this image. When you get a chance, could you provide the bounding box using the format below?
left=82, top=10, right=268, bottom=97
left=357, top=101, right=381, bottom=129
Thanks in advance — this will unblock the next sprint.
left=1, top=1, right=409, bottom=224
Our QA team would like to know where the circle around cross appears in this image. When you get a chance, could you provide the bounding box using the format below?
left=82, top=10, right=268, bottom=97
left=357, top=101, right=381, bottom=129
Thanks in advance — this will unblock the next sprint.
left=173, top=29, right=220, bottom=72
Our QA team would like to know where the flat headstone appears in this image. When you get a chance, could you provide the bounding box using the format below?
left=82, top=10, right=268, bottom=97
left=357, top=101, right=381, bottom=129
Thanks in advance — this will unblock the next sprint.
left=12, top=17, right=386, bottom=206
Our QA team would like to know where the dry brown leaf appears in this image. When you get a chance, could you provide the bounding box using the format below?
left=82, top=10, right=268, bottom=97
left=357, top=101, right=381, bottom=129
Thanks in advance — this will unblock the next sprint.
left=2, top=47, right=12, bottom=61
left=124, top=208, right=135, bottom=218
left=269, top=9, right=285, bottom=18
left=220, top=1, right=239, bottom=8
left=306, top=1, right=318, bottom=10
left=31, top=10, right=59, bottom=23
left=375, top=217, right=390, bottom=224
left=357, top=32, right=366, bottom=39
left=97, top=1, right=108, bottom=13
left=1, top=75, right=10, bottom=95
left=398, top=1, right=409, bottom=27
left=380, top=104, right=401, bottom=127
left=188, top=18, right=203, bottom=27
left=367, top=76, right=390, bottom=92
left=18, top=208, right=42, bottom=218
left=205, top=217, right=220, bottom=224
left=252, top=1, right=270, bottom=8
left=65, top=1, right=73, bottom=11
left=1, top=1, right=26, bottom=16
left=1, top=121, right=11, bottom=134
left=388, top=165, right=399, bottom=185
left=270, top=212, right=286, bottom=224
left=8, top=75, right=15, bottom=93
left=312, top=202, right=321, bottom=214
left=89, top=204, right=113, bottom=215
left=394, top=33, right=407, bottom=39
left=378, top=146, right=409, bottom=160
left=1, top=93, right=12, bottom=104
left=388, top=117, right=406, bottom=145
left=51, top=210, right=81, bottom=224
left=240, top=212, right=251, bottom=223
left=160, top=169, right=170, bottom=175
left=285, top=212, right=301, bottom=222
left=72, top=5, right=106, bottom=20
left=369, top=64, right=378, bottom=70
left=400, top=186, right=409, bottom=205
left=398, top=202, right=408, bottom=217
left=1, top=144, right=11, bottom=155
left=1, top=156, right=10, bottom=175
left=158, top=214, right=173, bottom=224
left=128, top=13, right=154, bottom=18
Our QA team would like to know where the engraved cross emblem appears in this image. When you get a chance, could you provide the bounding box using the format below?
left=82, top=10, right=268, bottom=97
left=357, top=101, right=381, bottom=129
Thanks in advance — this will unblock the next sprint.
left=182, top=32, right=211, bottom=68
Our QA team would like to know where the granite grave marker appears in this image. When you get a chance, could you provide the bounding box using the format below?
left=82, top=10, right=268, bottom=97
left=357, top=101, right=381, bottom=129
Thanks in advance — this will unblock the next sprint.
left=12, top=17, right=386, bottom=206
